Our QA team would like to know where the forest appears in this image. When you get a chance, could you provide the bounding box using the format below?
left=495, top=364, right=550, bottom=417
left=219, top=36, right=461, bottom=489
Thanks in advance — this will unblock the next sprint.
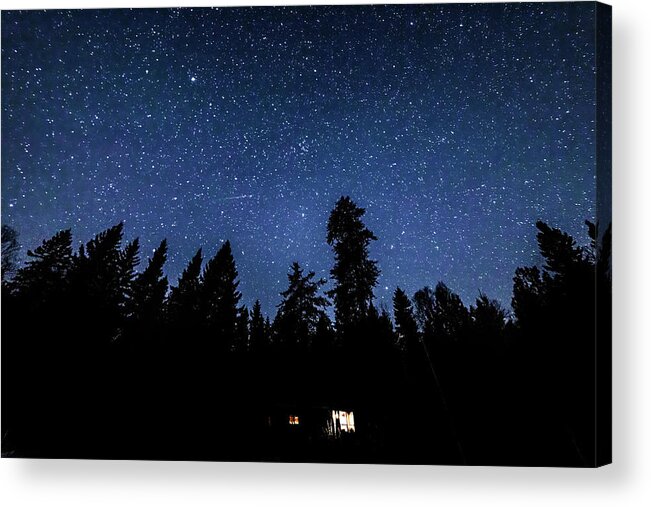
left=1, top=196, right=611, bottom=466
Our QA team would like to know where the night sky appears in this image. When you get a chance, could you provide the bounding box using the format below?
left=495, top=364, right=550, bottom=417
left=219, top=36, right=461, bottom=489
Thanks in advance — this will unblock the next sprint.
left=1, top=3, right=597, bottom=317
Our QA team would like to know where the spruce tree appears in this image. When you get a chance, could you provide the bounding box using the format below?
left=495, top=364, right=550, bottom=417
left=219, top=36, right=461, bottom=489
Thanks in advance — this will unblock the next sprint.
left=509, top=220, right=600, bottom=465
left=167, top=248, right=203, bottom=329
left=414, top=283, right=469, bottom=343
left=69, top=223, right=134, bottom=345
left=432, top=282, right=469, bottom=343
left=128, top=239, right=168, bottom=334
left=274, top=261, right=329, bottom=349
left=413, top=286, right=436, bottom=340
left=119, top=238, right=140, bottom=317
left=511, top=266, right=545, bottom=328
left=326, top=196, right=379, bottom=330
left=393, top=287, right=419, bottom=353
left=201, top=240, right=241, bottom=351
left=264, top=317, right=272, bottom=345
left=12, top=229, right=73, bottom=303
left=312, top=312, right=335, bottom=353
left=249, top=299, right=266, bottom=352
left=234, top=305, right=250, bottom=352
left=469, top=293, right=507, bottom=343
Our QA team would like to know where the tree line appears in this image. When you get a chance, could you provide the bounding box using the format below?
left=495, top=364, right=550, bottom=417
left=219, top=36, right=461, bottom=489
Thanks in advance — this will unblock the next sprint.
left=1, top=196, right=611, bottom=465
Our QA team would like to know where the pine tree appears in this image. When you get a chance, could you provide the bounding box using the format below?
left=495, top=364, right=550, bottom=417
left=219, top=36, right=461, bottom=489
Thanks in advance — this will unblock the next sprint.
left=72, top=223, right=140, bottom=343
left=376, top=306, right=397, bottom=349
left=312, top=312, right=335, bottom=352
left=264, top=316, right=272, bottom=344
left=535, top=221, right=585, bottom=279
left=119, top=238, right=140, bottom=316
left=414, top=283, right=469, bottom=343
left=509, top=220, right=600, bottom=465
left=75, top=223, right=126, bottom=301
left=469, top=293, right=507, bottom=343
left=432, top=282, right=469, bottom=342
left=168, top=248, right=203, bottom=327
left=234, top=305, right=250, bottom=352
left=128, top=239, right=168, bottom=334
left=201, top=240, right=241, bottom=351
left=274, top=261, right=329, bottom=349
left=413, top=286, right=436, bottom=339
left=12, top=229, right=73, bottom=304
left=511, top=266, right=545, bottom=328
left=249, top=299, right=266, bottom=352
left=393, top=287, right=419, bottom=354
left=326, top=196, right=380, bottom=330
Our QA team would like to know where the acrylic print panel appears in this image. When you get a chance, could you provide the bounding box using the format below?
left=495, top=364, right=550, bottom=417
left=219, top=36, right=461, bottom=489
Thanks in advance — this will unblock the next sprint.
left=0, top=2, right=611, bottom=466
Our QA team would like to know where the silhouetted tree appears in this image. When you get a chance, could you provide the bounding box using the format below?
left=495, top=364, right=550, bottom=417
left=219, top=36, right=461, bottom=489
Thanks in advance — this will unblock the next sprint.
left=536, top=221, right=585, bottom=278
left=119, top=238, right=141, bottom=320
left=127, top=239, right=168, bottom=339
left=0, top=204, right=610, bottom=466
left=249, top=299, right=267, bottom=352
left=594, top=221, right=612, bottom=282
left=65, top=223, right=140, bottom=348
left=73, top=224, right=128, bottom=317
left=264, top=316, right=272, bottom=342
left=432, top=282, right=469, bottom=343
left=414, top=282, right=469, bottom=344
left=512, top=221, right=595, bottom=325
left=273, top=261, right=329, bottom=349
left=509, top=220, right=602, bottom=465
left=326, top=196, right=379, bottom=330
left=234, top=305, right=250, bottom=352
left=373, top=305, right=397, bottom=349
left=201, top=241, right=241, bottom=352
left=413, top=286, right=436, bottom=340
left=511, top=265, right=545, bottom=329
left=12, top=229, right=74, bottom=309
left=469, top=293, right=508, bottom=344
left=3, top=229, right=76, bottom=457
left=351, top=304, right=401, bottom=422
left=393, top=287, right=419, bottom=354
left=167, top=248, right=203, bottom=330
left=312, top=312, right=335, bottom=353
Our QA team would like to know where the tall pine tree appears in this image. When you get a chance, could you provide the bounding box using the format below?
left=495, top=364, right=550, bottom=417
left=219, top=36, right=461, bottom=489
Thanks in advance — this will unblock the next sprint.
left=393, top=287, right=419, bottom=355
left=167, top=248, right=203, bottom=332
left=249, top=299, right=267, bottom=353
left=128, top=239, right=168, bottom=338
left=234, top=305, right=250, bottom=352
left=201, top=241, right=241, bottom=351
left=326, top=196, right=379, bottom=330
left=274, top=261, right=329, bottom=349
left=12, top=229, right=73, bottom=305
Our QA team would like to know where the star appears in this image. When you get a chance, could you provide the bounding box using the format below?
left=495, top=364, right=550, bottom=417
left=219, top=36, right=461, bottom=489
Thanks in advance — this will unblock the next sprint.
left=1, top=4, right=599, bottom=318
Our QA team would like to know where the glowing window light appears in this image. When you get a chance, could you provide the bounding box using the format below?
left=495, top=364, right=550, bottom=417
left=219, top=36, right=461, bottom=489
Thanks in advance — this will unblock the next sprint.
left=331, top=410, right=355, bottom=433
left=289, top=415, right=300, bottom=425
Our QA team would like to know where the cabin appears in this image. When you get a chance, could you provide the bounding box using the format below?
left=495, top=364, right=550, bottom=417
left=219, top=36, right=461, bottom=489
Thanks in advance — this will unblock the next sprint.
left=265, top=403, right=356, bottom=441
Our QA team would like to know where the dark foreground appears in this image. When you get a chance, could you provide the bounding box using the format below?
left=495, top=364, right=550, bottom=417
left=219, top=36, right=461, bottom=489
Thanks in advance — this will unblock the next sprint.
left=1, top=213, right=611, bottom=466
left=2, top=323, right=604, bottom=466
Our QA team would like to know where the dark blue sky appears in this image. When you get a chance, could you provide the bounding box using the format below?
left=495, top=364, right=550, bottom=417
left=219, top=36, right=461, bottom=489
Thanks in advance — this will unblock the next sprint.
left=1, top=3, right=597, bottom=317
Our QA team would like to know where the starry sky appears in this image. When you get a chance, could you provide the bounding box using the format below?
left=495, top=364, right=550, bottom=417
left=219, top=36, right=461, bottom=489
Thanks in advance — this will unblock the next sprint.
left=1, top=3, right=598, bottom=317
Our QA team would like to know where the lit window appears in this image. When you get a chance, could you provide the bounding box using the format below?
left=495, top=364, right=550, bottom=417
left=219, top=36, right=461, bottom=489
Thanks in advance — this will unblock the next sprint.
left=331, top=410, right=355, bottom=433
left=289, top=415, right=300, bottom=425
